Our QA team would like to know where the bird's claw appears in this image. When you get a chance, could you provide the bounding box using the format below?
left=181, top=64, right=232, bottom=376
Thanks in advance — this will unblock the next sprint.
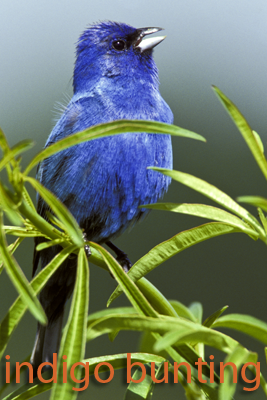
left=83, top=232, right=91, bottom=258
left=116, top=254, right=132, bottom=273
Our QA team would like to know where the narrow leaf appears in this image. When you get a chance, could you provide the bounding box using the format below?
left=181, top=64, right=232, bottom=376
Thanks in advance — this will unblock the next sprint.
left=218, top=345, right=254, bottom=400
left=144, top=203, right=259, bottom=238
left=1, top=381, right=52, bottom=400
left=253, top=130, right=264, bottom=153
left=0, top=139, right=34, bottom=172
left=84, top=352, right=167, bottom=374
left=0, top=237, right=24, bottom=276
left=87, top=312, right=237, bottom=358
left=92, top=243, right=158, bottom=318
left=212, top=314, right=267, bottom=345
left=87, top=307, right=137, bottom=327
left=36, top=238, right=65, bottom=251
left=169, top=300, right=197, bottom=322
left=50, top=249, right=89, bottom=400
left=257, top=208, right=267, bottom=236
left=4, top=226, right=44, bottom=237
left=0, top=182, right=23, bottom=226
left=237, top=195, right=267, bottom=212
left=25, top=120, right=205, bottom=175
left=150, top=168, right=265, bottom=239
left=124, top=361, right=166, bottom=400
left=22, top=186, right=36, bottom=211
left=0, top=245, right=77, bottom=359
left=108, top=223, right=239, bottom=305
left=135, top=278, right=178, bottom=317
left=0, top=212, right=46, bottom=325
left=213, top=86, right=267, bottom=180
left=86, top=313, right=229, bottom=382
left=0, top=127, right=10, bottom=154
left=87, top=314, right=198, bottom=342
left=203, top=306, right=228, bottom=328
left=154, top=324, right=239, bottom=354
left=25, top=177, right=83, bottom=247
left=188, top=302, right=203, bottom=323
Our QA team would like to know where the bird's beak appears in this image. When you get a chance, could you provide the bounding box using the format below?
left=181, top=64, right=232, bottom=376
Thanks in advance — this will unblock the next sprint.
left=134, top=27, right=166, bottom=53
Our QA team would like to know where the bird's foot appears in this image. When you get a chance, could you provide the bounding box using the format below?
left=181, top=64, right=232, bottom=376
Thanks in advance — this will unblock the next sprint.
left=106, top=241, right=132, bottom=273
left=83, top=232, right=91, bottom=258
left=116, top=253, right=132, bottom=273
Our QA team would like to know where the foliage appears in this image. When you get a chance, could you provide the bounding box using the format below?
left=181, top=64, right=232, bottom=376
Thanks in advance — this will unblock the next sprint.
left=0, top=89, right=267, bottom=399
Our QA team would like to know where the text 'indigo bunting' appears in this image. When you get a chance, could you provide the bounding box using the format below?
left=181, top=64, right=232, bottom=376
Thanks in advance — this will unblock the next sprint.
left=30, top=21, right=173, bottom=374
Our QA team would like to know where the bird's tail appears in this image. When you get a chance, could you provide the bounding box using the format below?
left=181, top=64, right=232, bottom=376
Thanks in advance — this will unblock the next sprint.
left=30, top=245, right=77, bottom=378
left=30, top=313, right=64, bottom=377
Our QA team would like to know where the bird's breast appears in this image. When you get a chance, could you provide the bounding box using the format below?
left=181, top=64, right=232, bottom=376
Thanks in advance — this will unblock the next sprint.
left=41, top=131, right=172, bottom=242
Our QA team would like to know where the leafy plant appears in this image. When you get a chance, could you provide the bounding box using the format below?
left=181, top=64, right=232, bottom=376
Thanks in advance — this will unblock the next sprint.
left=0, top=89, right=267, bottom=400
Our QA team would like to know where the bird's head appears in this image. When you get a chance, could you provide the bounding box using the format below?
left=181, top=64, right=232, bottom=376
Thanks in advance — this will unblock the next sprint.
left=73, top=21, right=166, bottom=94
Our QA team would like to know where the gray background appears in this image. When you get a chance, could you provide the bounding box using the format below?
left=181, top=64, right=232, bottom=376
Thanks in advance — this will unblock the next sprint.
left=1, top=0, right=267, bottom=398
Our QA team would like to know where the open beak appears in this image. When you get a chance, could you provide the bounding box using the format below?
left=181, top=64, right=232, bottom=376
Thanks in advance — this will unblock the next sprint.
left=134, top=27, right=166, bottom=53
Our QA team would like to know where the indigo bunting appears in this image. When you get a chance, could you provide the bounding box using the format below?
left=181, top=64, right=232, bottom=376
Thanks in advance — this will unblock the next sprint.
left=31, top=21, right=173, bottom=374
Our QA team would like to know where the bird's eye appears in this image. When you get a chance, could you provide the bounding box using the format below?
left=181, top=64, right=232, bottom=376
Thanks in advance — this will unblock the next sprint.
left=112, top=39, right=126, bottom=51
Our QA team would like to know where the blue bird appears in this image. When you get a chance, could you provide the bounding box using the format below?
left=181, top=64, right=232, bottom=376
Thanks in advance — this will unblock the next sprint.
left=30, top=21, right=173, bottom=374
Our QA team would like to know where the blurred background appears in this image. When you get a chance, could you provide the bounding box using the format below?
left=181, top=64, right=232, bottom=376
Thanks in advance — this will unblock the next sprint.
left=1, top=0, right=267, bottom=398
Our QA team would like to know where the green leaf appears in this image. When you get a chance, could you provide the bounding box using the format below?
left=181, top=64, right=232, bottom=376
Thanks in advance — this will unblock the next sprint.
left=203, top=306, right=229, bottom=328
left=188, top=302, right=203, bottom=323
left=237, top=195, right=267, bottom=212
left=213, top=86, right=267, bottom=180
left=87, top=313, right=238, bottom=356
left=150, top=168, right=265, bottom=239
left=4, top=226, right=44, bottom=237
left=50, top=248, right=89, bottom=400
left=252, top=130, right=264, bottom=153
left=22, top=186, right=37, bottom=211
left=0, top=139, right=34, bottom=171
left=212, top=314, right=267, bottom=345
left=257, top=208, right=267, bottom=236
left=135, top=278, right=178, bottom=318
left=139, top=331, right=168, bottom=359
left=87, top=307, right=137, bottom=343
left=169, top=300, right=197, bottom=322
left=18, top=199, right=64, bottom=241
left=86, top=313, right=226, bottom=383
left=0, top=212, right=47, bottom=325
left=0, top=182, right=23, bottom=226
left=108, top=223, right=239, bottom=305
left=0, top=139, right=34, bottom=172
left=0, top=127, right=11, bottom=154
left=87, top=313, right=194, bottom=342
left=92, top=243, right=158, bottom=318
left=143, top=203, right=259, bottom=238
left=0, top=237, right=24, bottom=276
left=0, top=245, right=77, bottom=359
left=36, top=238, right=65, bottom=251
left=84, top=352, right=167, bottom=377
left=154, top=323, right=239, bottom=354
left=24, top=120, right=205, bottom=175
left=124, top=361, right=167, bottom=400
left=1, top=380, right=52, bottom=400
left=47, top=212, right=68, bottom=231
left=25, top=177, right=83, bottom=248
left=87, top=307, right=137, bottom=327
left=218, top=345, right=256, bottom=400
